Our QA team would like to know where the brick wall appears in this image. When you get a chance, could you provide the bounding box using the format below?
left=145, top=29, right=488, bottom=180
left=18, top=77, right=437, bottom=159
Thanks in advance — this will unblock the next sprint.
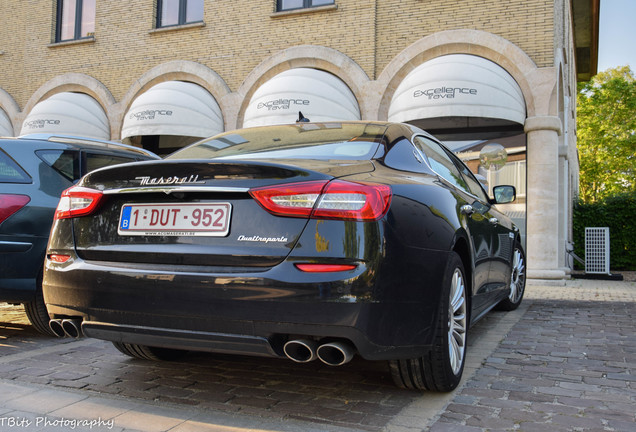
left=0, top=0, right=555, bottom=109
left=375, top=0, right=555, bottom=77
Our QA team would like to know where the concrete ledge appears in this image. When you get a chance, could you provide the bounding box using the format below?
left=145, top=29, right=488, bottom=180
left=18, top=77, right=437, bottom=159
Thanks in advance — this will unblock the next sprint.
left=527, top=278, right=567, bottom=286
left=527, top=268, right=568, bottom=283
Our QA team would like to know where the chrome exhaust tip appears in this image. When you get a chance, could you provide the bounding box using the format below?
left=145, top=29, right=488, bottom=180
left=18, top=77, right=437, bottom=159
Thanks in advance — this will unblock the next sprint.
left=283, top=339, right=318, bottom=363
left=61, top=319, right=83, bottom=338
left=49, top=319, right=66, bottom=338
left=317, top=341, right=355, bottom=366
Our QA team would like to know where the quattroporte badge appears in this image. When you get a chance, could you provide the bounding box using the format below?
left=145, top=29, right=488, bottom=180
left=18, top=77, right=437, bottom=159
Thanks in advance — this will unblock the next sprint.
left=237, top=235, right=288, bottom=244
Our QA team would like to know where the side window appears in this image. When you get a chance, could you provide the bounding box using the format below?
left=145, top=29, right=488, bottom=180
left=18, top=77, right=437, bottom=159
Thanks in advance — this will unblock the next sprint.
left=455, top=158, right=490, bottom=202
left=56, top=0, right=96, bottom=42
left=85, top=153, right=136, bottom=174
left=413, top=136, right=468, bottom=192
left=277, top=0, right=335, bottom=12
left=157, top=0, right=204, bottom=27
left=36, top=150, right=80, bottom=182
left=0, top=149, right=31, bottom=183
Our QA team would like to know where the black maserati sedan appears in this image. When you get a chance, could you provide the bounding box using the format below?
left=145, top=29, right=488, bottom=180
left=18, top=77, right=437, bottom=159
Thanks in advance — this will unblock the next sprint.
left=42, top=121, right=525, bottom=391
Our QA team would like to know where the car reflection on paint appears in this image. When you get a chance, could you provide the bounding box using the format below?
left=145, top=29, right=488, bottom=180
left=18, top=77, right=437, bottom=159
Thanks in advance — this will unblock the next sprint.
left=42, top=121, right=525, bottom=391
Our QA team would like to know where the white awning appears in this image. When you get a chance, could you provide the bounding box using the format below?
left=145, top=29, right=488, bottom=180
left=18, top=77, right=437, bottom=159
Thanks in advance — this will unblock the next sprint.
left=243, top=68, right=360, bottom=127
left=388, top=55, right=526, bottom=125
left=0, top=109, right=12, bottom=136
left=121, top=81, right=223, bottom=140
left=20, top=92, right=110, bottom=140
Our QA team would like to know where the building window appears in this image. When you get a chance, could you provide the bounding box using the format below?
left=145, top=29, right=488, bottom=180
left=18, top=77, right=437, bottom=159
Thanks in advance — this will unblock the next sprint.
left=277, top=0, right=335, bottom=12
left=157, top=0, right=204, bottom=27
left=56, top=0, right=96, bottom=42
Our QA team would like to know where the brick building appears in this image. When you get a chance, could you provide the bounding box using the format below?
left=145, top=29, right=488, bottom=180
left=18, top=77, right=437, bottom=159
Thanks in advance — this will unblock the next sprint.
left=0, top=0, right=599, bottom=280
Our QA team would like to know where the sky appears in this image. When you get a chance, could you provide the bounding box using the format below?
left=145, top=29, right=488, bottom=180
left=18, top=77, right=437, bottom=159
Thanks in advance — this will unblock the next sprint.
left=597, top=0, right=636, bottom=72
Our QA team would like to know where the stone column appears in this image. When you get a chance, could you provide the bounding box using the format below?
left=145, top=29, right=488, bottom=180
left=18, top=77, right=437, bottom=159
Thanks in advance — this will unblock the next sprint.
left=524, top=116, right=566, bottom=280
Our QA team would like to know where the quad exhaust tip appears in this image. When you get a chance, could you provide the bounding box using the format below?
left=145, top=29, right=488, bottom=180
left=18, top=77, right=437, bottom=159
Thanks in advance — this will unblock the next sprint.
left=62, top=319, right=82, bottom=338
left=316, top=341, right=355, bottom=366
left=283, top=339, right=355, bottom=366
left=49, top=319, right=66, bottom=338
left=283, top=339, right=318, bottom=363
left=49, top=318, right=83, bottom=338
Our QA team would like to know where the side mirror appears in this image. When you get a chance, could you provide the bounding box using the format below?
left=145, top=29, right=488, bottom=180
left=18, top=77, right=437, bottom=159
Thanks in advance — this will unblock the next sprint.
left=492, top=185, right=516, bottom=204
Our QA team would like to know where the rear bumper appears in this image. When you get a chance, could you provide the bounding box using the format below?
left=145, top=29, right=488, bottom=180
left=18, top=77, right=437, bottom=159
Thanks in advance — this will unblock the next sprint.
left=44, top=249, right=449, bottom=360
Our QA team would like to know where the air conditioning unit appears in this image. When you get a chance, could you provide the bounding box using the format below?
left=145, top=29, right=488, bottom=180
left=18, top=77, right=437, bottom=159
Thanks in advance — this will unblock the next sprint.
left=585, top=227, right=610, bottom=275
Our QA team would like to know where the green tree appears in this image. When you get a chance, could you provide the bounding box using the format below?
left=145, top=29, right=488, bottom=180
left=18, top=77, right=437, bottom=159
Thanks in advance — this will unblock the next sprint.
left=577, top=66, right=636, bottom=203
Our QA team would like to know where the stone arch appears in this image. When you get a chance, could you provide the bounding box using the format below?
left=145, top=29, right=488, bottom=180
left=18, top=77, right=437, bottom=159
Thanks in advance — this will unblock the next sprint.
left=236, top=45, right=371, bottom=129
left=550, top=63, right=565, bottom=119
left=375, top=29, right=554, bottom=122
left=21, top=74, right=115, bottom=139
left=0, top=87, right=21, bottom=135
left=22, top=74, right=115, bottom=138
left=118, top=60, right=231, bottom=133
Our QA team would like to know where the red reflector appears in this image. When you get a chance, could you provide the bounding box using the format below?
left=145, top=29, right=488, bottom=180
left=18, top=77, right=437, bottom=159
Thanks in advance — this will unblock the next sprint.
left=55, top=186, right=104, bottom=220
left=48, top=254, right=71, bottom=263
left=295, top=263, right=357, bottom=273
left=0, top=194, right=30, bottom=224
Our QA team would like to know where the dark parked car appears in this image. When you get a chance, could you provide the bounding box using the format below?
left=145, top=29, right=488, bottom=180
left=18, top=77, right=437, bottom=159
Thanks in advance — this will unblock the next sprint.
left=43, top=122, right=525, bottom=391
left=0, top=134, right=159, bottom=334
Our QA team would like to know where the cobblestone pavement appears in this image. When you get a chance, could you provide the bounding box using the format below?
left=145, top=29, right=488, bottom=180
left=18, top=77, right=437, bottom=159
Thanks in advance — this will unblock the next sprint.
left=424, top=279, right=636, bottom=432
left=0, top=278, right=634, bottom=431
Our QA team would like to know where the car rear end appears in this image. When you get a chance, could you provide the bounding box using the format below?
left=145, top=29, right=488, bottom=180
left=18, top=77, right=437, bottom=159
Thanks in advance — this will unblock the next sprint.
left=43, top=123, right=445, bottom=362
left=0, top=140, right=70, bottom=302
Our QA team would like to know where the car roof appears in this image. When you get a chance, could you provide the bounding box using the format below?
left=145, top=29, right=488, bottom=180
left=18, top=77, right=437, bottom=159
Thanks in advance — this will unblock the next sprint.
left=0, top=134, right=160, bottom=159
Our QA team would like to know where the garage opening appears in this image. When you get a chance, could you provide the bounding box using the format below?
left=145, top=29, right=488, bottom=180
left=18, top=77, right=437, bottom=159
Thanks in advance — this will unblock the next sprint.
left=121, top=81, right=224, bottom=156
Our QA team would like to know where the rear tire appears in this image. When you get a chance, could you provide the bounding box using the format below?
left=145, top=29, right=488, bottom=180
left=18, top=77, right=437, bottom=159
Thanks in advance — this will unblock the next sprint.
left=389, top=252, right=467, bottom=391
left=496, top=242, right=526, bottom=311
left=112, top=342, right=186, bottom=361
left=24, top=272, right=55, bottom=336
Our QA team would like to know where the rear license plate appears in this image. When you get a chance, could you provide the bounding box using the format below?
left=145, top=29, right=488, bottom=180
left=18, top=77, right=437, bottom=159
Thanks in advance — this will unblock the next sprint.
left=118, top=203, right=232, bottom=236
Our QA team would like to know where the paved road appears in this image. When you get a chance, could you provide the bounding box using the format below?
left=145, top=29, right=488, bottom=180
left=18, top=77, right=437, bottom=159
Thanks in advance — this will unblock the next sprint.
left=0, top=278, right=634, bottom=431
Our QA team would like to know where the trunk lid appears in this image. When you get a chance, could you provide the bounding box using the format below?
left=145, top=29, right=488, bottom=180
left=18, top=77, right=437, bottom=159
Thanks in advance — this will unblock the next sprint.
left=72, top=159, right=375, bottom=268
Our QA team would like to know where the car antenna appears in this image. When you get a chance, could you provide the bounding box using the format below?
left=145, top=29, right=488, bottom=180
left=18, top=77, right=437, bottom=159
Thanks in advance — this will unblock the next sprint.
left=296, top=111, right=310, bottom=123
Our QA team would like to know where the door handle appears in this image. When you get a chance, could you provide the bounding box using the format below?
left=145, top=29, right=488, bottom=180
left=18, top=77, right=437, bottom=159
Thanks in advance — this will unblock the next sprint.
left=489, top=217, right=499, bottom=225
left=460, top=205, right=474, bottom=215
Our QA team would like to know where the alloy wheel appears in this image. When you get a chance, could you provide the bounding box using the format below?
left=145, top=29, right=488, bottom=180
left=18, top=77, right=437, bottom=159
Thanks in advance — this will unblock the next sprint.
left=448, top=268, right=467, bottom=375
left=509, top=248, right=526, bottom=303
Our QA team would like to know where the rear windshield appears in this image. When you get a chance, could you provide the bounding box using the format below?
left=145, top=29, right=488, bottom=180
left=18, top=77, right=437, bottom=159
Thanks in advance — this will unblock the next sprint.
left=0, top=149, right=31, bottom=183
left=167, top=123, right=387, bottom=161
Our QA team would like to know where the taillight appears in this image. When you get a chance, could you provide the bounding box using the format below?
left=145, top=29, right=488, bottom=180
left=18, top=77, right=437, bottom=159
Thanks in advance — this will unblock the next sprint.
left=314, top=180, right=392, bottom=220
left=250, top=180, right=391, bottom=221
left=0, top=194, right=31, bottom=224
left=249, top=181, right=324, bottom=218
left=54, top=186, right=104, bottom=220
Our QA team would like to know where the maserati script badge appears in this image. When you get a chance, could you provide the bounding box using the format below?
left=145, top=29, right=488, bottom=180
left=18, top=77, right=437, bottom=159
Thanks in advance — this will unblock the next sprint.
left=135, top=175, right=205, bottom=186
